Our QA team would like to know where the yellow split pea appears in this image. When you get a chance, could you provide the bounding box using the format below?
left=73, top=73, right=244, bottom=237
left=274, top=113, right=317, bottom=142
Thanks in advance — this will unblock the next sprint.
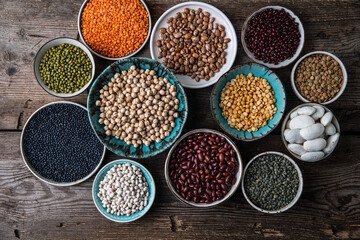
left=219, top=73, right=277, bottom=132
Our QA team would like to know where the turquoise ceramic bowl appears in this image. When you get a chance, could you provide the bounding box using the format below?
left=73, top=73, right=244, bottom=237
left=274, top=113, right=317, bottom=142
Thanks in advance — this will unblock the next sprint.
left=92, top=159, right=156, bottom=223
left=211, top=63, right=286, bottom=141
left=88, top=57, right=188, bottom=158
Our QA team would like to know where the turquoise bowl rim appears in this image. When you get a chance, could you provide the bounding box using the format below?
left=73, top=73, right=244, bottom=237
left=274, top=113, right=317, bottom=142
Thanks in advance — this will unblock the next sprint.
left=92, top=159, right=156, bottom=223
left=210, top=62, right=286, bottom=141
left=87, top=57, right=188, bottom=158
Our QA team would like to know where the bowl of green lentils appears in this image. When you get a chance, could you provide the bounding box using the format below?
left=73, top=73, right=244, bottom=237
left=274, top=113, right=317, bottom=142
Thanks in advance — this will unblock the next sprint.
left=33, top=37, right=95, bottom=98
left=241, top=151, right=303, bottom=214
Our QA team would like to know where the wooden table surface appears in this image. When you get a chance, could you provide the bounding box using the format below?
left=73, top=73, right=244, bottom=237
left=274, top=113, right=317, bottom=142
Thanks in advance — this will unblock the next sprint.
left=1, top=0, right=359, bottom=239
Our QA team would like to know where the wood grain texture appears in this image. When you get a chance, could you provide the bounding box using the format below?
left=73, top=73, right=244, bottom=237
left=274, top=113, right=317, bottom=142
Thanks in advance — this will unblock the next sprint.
left=0, top=0, right=359, bottom=239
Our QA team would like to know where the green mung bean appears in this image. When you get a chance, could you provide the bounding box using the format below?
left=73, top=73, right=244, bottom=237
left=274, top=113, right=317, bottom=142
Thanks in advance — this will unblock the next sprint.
left=244, top=154, right=299, bottom=211
left=39, top=43, right=92, bottom=93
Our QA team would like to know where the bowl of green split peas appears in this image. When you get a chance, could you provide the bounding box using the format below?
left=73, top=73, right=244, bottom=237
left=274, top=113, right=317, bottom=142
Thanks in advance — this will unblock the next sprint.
left=33, top=37, right=95, bottom=98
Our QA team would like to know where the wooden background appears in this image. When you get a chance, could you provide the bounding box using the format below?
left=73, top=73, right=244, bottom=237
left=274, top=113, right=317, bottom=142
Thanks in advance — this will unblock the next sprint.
left=1, top=0, right=359, bottom=239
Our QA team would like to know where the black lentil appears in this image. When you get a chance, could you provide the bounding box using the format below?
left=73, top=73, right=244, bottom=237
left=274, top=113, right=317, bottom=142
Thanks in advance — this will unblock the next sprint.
left=39, top=43, right=92, bottom=93
left=22, top=103, right=104, bottom=183
left=244, top=154, right=299, bottom=210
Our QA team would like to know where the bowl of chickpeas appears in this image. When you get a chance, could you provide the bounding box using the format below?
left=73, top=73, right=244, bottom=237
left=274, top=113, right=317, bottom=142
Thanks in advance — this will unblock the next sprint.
left=210, top=63, right=286, bottom=141
left=88, top=57, right=188, bottom=158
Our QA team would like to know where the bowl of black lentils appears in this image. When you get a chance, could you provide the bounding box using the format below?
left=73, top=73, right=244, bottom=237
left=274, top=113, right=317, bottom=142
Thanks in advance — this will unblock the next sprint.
left=20, top=101, right=106, bottom=186
left=291, top=51, right=348, bottom=104
left=241, top=6, right=305, bottom=68
left=33, top=37, right=95, bottom=98
left=242, top=151, right=303, bottom=213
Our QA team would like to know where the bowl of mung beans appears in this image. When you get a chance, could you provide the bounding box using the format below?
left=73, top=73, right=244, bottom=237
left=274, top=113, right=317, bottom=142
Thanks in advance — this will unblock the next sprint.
left=291, top=51, right=348, bottom=104
left=210, top=63, right=286, bottom=141
left=78, top=0, right=151, bottom=61
left=33, top=37, right=95, bottom=98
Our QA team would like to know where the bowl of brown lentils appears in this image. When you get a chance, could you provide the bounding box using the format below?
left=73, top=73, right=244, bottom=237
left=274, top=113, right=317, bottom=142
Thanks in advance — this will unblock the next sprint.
left=291, top=51, right=348, bottom=104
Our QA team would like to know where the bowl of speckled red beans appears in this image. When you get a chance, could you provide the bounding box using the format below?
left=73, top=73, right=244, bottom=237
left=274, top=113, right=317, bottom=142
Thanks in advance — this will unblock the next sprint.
left=241, top=6, right=305, bottom=68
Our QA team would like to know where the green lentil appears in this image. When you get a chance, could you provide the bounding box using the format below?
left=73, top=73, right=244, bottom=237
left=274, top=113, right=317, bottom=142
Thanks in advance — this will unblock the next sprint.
left=39, top=43, right=92, bottom=93
left=244, top=154, right=300, bottom=211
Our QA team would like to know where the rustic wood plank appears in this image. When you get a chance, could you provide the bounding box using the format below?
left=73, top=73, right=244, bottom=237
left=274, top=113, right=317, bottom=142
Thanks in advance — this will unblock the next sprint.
left=0, top=132, right=359, bottom=239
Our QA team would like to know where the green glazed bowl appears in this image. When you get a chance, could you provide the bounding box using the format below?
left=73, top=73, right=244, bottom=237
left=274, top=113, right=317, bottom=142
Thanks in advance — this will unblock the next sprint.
left=92, top=159, right=156, bottom=222
left=210, top=63, right=286, bottom=141
left=88, top=57, right=188, bottom=158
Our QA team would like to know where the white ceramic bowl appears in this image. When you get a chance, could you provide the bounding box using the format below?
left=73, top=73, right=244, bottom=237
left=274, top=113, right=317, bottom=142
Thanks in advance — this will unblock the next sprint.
left=77, top=0, right=151, bottom=61
left=241, top=6, right=305, bottom=68
left=164, top=129, right=243, bottom=207
left=241, top=151, right=303, bottom=214
left=150, top=1, right=237, bottom=89
left=291, top=51, right=348, bottom=104
left=20, top=101, right=106, bottom=186
left=281, top=103, right=341, bottom=162
left=33, top=37, right=95, bottom=98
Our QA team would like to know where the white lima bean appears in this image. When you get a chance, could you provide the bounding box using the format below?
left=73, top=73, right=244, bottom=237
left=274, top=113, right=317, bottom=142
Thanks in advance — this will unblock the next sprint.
left=323, top=133, right=340, bottom=154
left=311, top=105, right=325, bottom=120
left=300, top=123, right=324, bottom=140
left=301, top=151, right=325, bottom=162
left=288, top=143, right=306, bottom=156
left=98, top=163, right=149, bottom=216
left=297, top=106, right=316, bottom=116
left=320, top=112, right=333, bottom=126
left=303, top=138, right=327, bottom=151
left=284, top=129, right=304, bottom=144
left=325, top=123, right=336, bottom=136
left=289, top=115, right=315, bottom=129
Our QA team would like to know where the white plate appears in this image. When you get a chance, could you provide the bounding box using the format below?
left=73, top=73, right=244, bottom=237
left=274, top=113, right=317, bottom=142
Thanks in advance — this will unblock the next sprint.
left=150, top=1, right=237, bottom=89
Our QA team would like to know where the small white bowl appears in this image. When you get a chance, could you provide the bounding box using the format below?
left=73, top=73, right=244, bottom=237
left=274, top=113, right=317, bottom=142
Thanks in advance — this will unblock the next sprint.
left=291, top=51, right=348, bottom=104
left=241, top=151, right=303, bottom=214
left=33, top=37, right=95, bottom=98
left=77, top=0, right=151, bottom=61
left=281, top=103, right=341, bottom=162
left=241, top=6, right=305, bottom=68
left=150, top=1, right=237, bottom=89
left=164, top=129, right=243, bottom=207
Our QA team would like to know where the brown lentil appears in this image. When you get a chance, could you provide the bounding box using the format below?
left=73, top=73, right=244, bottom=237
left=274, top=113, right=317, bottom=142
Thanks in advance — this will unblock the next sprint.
left=294, top=54, right=344, bottom=103
left=219, top=73, right=277, bottom=132
left=157, top=8, right=230, bottom=81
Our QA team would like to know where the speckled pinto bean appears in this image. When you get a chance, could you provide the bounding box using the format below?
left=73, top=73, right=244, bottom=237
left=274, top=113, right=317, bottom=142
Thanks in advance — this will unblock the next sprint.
left=169, top=132, right=239, bottom=203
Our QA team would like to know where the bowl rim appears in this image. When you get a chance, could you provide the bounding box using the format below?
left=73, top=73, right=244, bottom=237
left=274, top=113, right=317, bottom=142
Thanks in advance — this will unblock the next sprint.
left=149, top=1, right=238, bottom=89
left=77, top=0, right=152, bottom=61
left=210, top=62, right=286, bottom=141
left=241, top=151, right=304, bottom=214
left=281, top=103, right=341, bottom=162
left=92, top=159, right=156, bottom=223
left=290, top=51, right=348, bottom=105
left=87, top=57, right=189, bottom=158
left=241, top=5, right=305, bottom=69
left=20, top=101, right=106, bottom=186
left=164, top=128, right=243, bottom=208
left=33, top=37, right=96, bottom=98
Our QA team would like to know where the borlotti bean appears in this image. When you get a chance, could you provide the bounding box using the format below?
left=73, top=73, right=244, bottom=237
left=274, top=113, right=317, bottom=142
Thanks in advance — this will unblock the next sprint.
left=284, top=105, right=340, bottom=162
left=98, top=163, right=149, bottom=216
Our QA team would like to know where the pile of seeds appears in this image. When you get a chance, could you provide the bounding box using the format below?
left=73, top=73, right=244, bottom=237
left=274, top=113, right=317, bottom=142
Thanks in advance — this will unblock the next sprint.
left=244, top=154, right=300, bottom=211
left=157, top=8, right=230, bottom=81
left=96, top=65, right=180, bottom=147
left=98, top=163, right=149, bottom=216
left=245, top=8, right=301, bottom=64
left=169, top=132, right=239, bottom=204
left=39, top=43, right=92, bottom=93
left=22, top=103, right=104, bottom=183
left=81, top=0, right=149, bottom=58
left=294, top=54, right=344, bottom=103
left=219, top=73, right=277, bottom=132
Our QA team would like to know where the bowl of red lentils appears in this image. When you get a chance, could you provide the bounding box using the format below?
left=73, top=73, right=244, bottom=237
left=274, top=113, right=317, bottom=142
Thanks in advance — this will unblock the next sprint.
left=291, top=51, right=348, bottom=104
left=77, top=0, right=151, bottom=61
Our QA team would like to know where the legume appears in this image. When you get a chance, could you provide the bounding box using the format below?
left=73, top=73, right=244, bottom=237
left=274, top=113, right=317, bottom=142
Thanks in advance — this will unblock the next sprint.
left=22, top=103, right=104, bottom=183
left=245, top=8, right=301, bottom=64
left=157, top=8, right=230, bottom=81
left=244, top=154, right=300, bottom=211
left=39, top=43, right=92, bottom=93
left=98, top=163, right=149, bottom=216
left=219, top=73, right=277, bottom=132
left=169, top=132, right=239, bottom=204
left=294, top=54, right=344, bottom=103
left=81, top=0, right=149, bottom=58
left=96, top=65, right=179, bottom=148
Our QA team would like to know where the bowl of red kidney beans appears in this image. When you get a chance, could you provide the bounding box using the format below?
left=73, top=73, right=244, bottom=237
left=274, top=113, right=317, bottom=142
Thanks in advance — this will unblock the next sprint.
left=165, top=129, right=243, bottom=207
left=241, top=6, right=305, bottom=68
